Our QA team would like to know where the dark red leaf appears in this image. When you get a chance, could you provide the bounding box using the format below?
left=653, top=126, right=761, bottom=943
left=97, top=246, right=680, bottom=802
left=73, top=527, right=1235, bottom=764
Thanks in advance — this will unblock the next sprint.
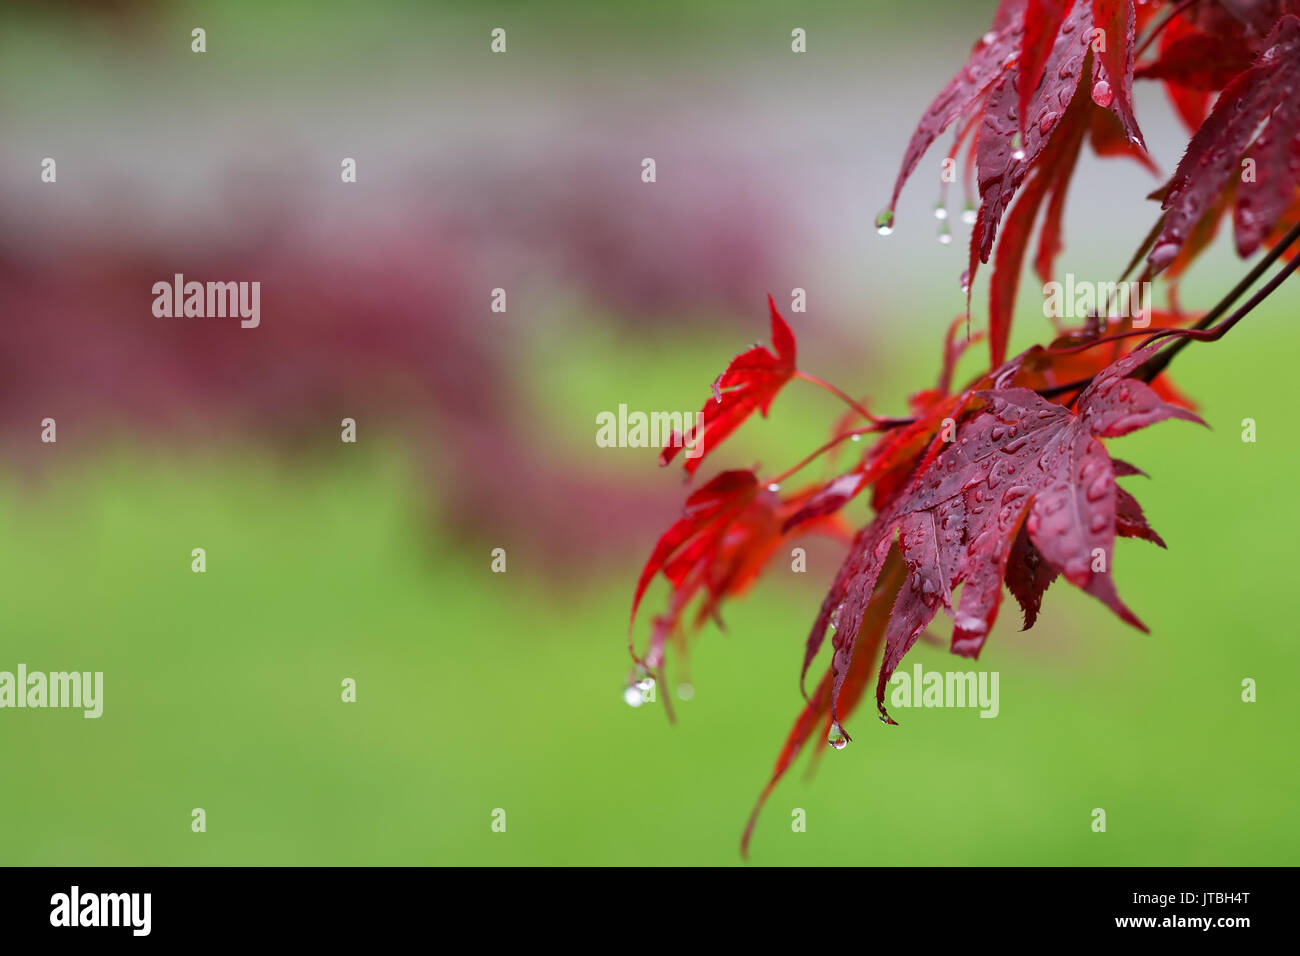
left=1019, top=0, right=1074, bottom=133
left=1090, top=0, right=1144, bottom=148
left=1150, top=15, right=1300, bottom=272
left=885, top=15, right=1025, bottom=217
left=975, top=2, right=1095, bottom=263
left=810, top=342, right=1203, bottom=730
left=1005, top=525, right=1059, bottom=628
left=741, top=548, right=905, bottom=858
left=1115, top=484, right=1166, bottom=548
left=1135, top=28, right=1253, bottom=90
left=1235, top=96, right=1300, bottom=255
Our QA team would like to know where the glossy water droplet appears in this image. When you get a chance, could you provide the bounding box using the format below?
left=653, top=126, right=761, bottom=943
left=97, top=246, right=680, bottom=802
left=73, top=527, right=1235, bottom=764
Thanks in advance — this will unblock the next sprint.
left=624, top=685, right=644, bottom=708
left=875, top=209, right=895, bottom=236
left=962, top=203, right=977, bottom=225
left=934, top=202, right=949, bottom=221
left=851, top=433, right=862, bottom=442
left=1002, top=484, right=1031, bottom=504
left=828, top=723, right=849, bottom=750
left=1085, top=477, right=1110, bottom=502
left=938, top=222, right=953, bottom=244
left=767, top=482, right=781, bottom=493
left=1091, top=79, right=1113, bottom=108
left=677, top=682, right=695, bottom=701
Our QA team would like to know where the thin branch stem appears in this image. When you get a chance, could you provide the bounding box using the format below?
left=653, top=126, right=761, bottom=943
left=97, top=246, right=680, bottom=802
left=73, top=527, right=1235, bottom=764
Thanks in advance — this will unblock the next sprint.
left=764, top=425, right=882, bottom=487
left=1139, top=245, right=1300, bottom=381
left=795, top=371, right=880, bottom=423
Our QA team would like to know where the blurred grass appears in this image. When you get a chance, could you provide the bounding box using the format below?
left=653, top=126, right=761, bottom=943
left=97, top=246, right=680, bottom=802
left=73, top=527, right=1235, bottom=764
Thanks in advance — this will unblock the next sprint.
left=0, top=293, right=1296, bottom=866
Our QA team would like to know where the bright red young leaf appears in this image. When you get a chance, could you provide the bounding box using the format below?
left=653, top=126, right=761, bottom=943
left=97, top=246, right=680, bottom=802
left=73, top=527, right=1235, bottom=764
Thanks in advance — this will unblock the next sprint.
left=630, top=469, right=759, bottom=639
left=629, top=472, right=848, bottom=675
left=659, top=296, right=796, bottom=475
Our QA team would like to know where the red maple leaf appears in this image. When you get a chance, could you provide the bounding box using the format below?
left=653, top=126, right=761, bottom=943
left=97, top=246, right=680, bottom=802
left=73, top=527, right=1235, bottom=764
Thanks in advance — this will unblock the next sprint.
left=1135, top=14, right=1254, bottom=131
left=1150, top=15, right=1300, bottom=270
left=629, top=470, right=848, bottom=678
left=797, top=342, right=1202, bottom=738
left=630, top=469, right=759, bottom=641
left=885, top=0, right=1156, bottom=367
left=659, top=296, right=796, bottom=475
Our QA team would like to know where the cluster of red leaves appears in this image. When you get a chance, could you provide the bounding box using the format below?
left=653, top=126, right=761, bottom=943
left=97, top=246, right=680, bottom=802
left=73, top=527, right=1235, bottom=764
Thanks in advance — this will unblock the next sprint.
left=627, top=0, right=1299, bottom=857
left=884, top=0, right=1300, bottom=364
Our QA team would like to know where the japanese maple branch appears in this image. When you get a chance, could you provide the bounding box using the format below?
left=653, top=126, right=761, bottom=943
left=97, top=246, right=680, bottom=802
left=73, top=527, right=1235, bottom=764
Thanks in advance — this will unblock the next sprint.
left=1041, top=219, right=1300, bottom=394
left=1138, top=233, right=1300, bottom=381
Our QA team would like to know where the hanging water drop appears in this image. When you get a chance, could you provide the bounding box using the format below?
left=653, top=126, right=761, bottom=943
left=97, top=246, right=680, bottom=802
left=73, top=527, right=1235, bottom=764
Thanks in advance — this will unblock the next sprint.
left=767, top=482, right=781, bottom=493
left=623, top=685, right=644, bottom=708
left=828, top=723, right=849, bottom=750
left=875, top=209, right=895, bottom=236
left=1091, top=79, right=1113, bottom=108
left=962, top=203, right=977, bottom=225
left=677, top=682, right=695, bottom=701
left=934, top=202, right=948, bottom=221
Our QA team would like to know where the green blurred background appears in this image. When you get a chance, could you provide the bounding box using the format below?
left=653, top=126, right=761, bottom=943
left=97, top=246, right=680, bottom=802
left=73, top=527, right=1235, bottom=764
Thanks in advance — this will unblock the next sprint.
left=0, top=0, right=1296, bottom=865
